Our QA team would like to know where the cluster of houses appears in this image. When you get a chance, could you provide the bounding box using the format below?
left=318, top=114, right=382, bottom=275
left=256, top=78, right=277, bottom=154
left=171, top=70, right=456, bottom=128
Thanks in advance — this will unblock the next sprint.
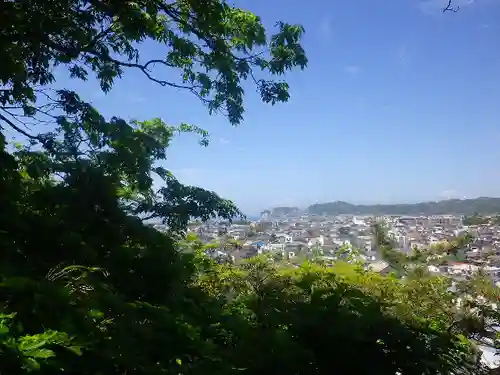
left=153, top=213, right=500, bottom=369
left=171, top=213, right=500, bottom=283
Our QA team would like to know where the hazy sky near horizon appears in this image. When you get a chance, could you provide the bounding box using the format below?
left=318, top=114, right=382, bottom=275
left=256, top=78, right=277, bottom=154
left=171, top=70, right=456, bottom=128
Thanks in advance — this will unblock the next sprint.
left=61, top=0, right=500, bottom=215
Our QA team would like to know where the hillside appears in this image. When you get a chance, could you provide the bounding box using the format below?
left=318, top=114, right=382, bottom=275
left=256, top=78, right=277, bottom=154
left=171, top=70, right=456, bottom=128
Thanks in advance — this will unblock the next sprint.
left=307, top=197, right=500, bottom=216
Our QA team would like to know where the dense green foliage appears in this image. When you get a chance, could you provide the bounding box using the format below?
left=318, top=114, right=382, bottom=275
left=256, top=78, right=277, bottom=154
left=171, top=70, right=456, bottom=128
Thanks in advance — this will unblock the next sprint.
left=0, top=1, right=497, bottom=374
left=372, top=223, right=500, bottom=354
left=373, top=222, right=475, bottom=271
left=463, top=214, right=491, bottom=226
left=308, top=197, right=500, bottom=216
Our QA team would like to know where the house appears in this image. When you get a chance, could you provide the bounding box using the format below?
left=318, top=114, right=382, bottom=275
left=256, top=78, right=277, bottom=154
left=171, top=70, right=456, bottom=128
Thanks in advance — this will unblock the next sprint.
left=285, top=242, right=306, bottom=252
left=205, top=248, right=234, bottom=264
left=367, top=260, right=393, bottom=276
left=251, top=241, right=267, bottom=252
left=307, top=235, right=324, bottom=248
left=427, top=265, right=441, bottom=274
left=267, top=243, right=285, bottom=252
left=447, top=262, right=479, bottom=275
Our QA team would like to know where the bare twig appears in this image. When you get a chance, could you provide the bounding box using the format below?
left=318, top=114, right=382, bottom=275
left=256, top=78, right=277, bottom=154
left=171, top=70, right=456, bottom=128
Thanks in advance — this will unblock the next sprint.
left=0, top=112, right=41, bottom=142
left=443, top=0, right=460, bottom=12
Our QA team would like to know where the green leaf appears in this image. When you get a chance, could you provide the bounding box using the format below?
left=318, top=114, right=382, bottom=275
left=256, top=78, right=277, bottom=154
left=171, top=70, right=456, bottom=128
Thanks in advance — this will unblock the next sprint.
left=67, top=346, right=83, bottom=356
left=21, top=357, right=41, bottom=371
left=0, top=324, right=10, bottom=336
left=24, top=348, right=55, bottom=359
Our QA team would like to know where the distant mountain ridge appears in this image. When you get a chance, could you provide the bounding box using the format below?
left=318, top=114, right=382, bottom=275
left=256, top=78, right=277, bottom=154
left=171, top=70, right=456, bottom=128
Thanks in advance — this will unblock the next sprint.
left=307, top=197, right=500, bottom=216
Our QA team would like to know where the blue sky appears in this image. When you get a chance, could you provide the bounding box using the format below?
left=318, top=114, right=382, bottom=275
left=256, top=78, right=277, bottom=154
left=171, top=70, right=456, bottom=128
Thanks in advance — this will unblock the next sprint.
left=65, top=0, right=500, bottom=215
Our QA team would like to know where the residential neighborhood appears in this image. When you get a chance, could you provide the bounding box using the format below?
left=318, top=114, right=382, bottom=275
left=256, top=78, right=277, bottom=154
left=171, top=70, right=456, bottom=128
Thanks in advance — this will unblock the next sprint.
left=151, top=213, right=500, bottom=285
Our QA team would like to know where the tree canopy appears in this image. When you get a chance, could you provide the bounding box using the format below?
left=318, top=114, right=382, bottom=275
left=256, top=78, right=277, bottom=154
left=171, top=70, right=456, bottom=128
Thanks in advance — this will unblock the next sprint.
left=0, top=1, right=496, bottom=375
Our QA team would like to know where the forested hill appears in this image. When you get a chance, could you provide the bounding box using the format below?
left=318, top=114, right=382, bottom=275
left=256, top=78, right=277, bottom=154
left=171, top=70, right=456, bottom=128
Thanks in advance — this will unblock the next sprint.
left=307, top=197, right=500, bottom=216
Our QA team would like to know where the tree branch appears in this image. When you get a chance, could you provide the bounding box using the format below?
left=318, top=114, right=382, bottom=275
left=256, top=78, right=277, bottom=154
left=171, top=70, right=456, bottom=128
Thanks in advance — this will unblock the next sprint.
left=0, top=112, right=42, bottom=142
left=443, top=0, right=460, bottom=12
left=43, top=37, right=209, bottom=101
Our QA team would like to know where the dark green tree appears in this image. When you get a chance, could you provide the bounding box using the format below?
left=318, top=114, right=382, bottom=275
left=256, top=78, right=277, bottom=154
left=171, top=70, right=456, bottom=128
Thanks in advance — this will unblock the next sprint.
left=191, top=255, right=487, bottom=375
left=0, top=2, right=492, bottom=375
left=0, top=1, right=306, bottom=373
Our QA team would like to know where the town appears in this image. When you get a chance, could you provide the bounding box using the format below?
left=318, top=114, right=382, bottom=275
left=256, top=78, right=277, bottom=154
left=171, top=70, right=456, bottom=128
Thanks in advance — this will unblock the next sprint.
left=153, top=212, right=500, bottom=284
left=4, top=0, right=500, bottom=374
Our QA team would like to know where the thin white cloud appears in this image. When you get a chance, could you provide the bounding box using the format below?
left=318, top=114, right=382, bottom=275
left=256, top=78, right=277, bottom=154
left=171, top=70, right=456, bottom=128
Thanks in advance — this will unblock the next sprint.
left=218, top=137, right=230, bottom=145
left=344, top=65, right=360, bottom=75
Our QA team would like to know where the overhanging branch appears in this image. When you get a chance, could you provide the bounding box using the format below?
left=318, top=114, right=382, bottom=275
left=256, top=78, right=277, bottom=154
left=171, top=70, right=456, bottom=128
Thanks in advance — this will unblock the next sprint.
left=0, top=112, right=41, bottom=142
